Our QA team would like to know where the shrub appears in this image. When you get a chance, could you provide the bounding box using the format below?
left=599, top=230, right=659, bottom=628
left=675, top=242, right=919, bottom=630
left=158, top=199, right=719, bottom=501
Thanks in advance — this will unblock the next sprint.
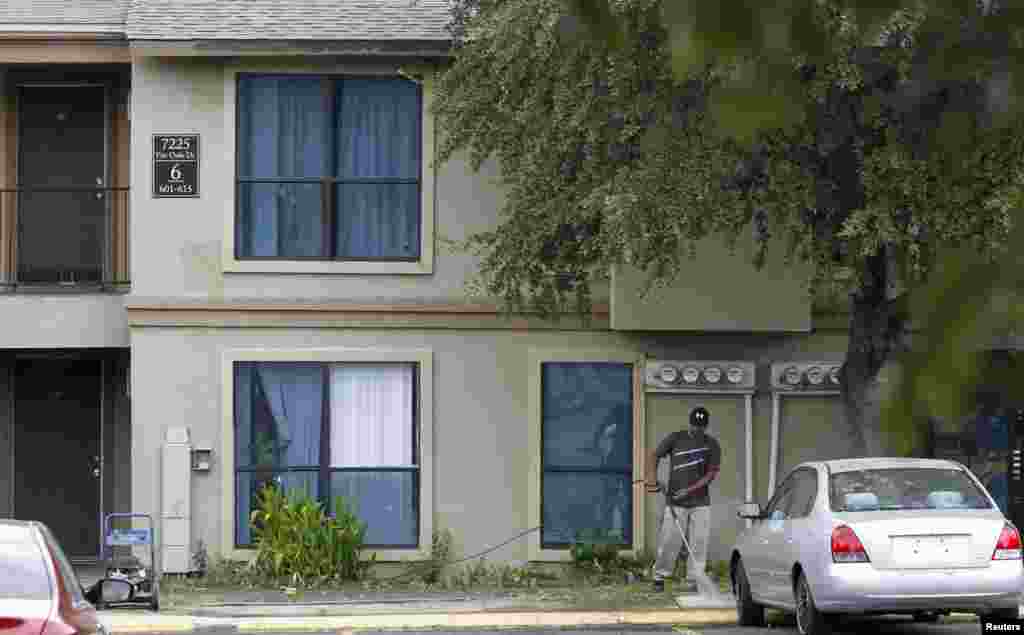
left=249, top=483, right=375, bottom=585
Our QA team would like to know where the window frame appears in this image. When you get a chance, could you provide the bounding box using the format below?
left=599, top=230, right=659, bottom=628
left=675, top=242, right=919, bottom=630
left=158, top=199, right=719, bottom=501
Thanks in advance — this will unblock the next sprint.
left=232, top=360, right=420, bottom=550
left=527, top=348, right=644, bottom=562
left=222, top=64, right=435, bottom=275
left=784, top=468, right=819, bottom=519
left=222, top=347, right=434, bottom=563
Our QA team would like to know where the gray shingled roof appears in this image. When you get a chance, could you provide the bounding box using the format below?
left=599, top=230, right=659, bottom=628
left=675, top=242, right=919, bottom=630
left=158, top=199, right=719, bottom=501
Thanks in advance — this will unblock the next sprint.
left=0, top=0, right=125, bottom=27
left=127, top=0, right=452, bottom=41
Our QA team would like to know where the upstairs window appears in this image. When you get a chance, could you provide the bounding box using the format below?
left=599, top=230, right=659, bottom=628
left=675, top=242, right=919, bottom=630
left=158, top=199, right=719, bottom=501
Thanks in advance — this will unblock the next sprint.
left=235, top=75, right=422, bottom=261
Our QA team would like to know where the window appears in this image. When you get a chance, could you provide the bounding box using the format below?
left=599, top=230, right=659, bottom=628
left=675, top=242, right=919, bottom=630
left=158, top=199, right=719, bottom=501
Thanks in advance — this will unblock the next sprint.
left=785, top=469, right=818, bottom=519
left=234, top=361, right=418, bottom=548
left=540, top=362, right=633, bottom=548
left=38, top=525, right=87, bottom=605
left=829, top=467, right=992, bottom=512
left=763, top=474, right=796, bottom=520
left=235, top=75, right=422, bottom=261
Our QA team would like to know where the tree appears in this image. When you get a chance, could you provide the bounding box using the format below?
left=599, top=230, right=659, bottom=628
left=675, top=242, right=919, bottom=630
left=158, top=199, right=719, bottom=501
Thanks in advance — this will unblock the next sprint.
left=432, top=0, right=1024, bottom=456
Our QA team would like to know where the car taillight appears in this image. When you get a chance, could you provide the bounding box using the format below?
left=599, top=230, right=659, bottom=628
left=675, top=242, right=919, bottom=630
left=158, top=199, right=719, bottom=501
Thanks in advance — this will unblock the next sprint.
left=993, top=523, right=1022, bottom=560
left=831, top=524, right=870, bottom=563
left=0, top=618, right=25, bottom=630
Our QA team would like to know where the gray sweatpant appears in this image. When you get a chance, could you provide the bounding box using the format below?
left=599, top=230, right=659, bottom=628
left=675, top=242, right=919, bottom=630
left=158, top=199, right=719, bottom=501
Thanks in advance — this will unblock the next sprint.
left=653, top=505, right=710, bottom=582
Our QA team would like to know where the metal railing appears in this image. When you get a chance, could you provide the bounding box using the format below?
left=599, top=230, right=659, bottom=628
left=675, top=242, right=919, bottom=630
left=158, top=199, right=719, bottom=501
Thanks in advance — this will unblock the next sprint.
left=0, top=187, right=130, bottom=290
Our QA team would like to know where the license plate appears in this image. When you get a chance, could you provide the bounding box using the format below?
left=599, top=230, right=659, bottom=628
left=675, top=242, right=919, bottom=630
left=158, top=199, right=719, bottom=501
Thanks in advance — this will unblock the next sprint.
left=891, top=535, right=969, bottom=568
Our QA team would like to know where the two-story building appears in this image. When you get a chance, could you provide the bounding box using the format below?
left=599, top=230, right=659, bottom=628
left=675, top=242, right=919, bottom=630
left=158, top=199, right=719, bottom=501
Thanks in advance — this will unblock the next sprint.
left=0, top=0, right=1018, bottom=576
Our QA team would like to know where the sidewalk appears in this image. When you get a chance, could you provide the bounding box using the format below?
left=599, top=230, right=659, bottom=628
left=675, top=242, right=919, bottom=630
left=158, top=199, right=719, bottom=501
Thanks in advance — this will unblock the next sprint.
left=97, top=590, right=738, bottom=633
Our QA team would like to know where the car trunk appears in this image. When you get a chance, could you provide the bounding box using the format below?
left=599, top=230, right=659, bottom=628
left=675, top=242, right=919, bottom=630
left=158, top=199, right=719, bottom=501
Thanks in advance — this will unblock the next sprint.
left=835, top=510, right=1007, bottom=569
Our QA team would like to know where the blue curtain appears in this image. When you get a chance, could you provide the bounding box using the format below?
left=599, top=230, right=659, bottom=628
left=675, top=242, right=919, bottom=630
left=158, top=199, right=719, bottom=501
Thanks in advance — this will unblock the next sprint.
left=238, top=76, right=328, bottom=257
left=233, top=362, right=323, bottom=546
left=237, top=76, right=421, bottom=260
left=541, top=363, right=633, bottom=546
left=336, top=79, right=421, bottom=259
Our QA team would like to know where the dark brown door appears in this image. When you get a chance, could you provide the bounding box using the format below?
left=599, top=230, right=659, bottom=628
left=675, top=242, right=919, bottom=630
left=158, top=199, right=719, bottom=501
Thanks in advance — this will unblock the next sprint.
left=14, top=358, right=102, bottom=558
left=17, top=86, right=107, bottom=284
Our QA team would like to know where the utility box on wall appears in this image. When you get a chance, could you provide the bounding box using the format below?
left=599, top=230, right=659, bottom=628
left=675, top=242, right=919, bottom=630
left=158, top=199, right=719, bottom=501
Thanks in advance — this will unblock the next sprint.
left=162, top=427, right=192, bottom=574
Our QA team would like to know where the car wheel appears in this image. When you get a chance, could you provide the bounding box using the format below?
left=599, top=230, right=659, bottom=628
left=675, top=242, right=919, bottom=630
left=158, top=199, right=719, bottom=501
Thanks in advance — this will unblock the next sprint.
left=795, top=572, right=833, bottom=635
left=734, top=558, right=764, bottom=627
left=912, top=611, right=940, bottom=623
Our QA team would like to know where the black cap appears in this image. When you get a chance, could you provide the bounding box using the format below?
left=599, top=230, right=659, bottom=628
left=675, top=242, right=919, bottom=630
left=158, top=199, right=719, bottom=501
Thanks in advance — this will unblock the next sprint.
left=690, top=406, right=709, bottom=427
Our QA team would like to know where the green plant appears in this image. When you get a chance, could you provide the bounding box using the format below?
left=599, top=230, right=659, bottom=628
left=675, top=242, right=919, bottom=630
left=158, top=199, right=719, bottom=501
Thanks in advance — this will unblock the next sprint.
left=191, top=539, right=209, bottom=576
left=419, top=528, right=454, bottom=585
left=252, top=431, right=291, bottom=467
left=249, top=483, right=375, bottom=586
left=570, top=528, right=626, bottom=573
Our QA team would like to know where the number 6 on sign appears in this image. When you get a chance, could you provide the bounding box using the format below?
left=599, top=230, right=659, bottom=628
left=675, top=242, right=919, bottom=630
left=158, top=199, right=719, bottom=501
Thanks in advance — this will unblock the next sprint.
left=169, top=164, right=182, bottom=181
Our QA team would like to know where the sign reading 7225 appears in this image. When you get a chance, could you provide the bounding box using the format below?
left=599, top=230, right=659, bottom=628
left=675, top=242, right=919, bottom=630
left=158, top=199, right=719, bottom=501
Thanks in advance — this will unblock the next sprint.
left=153, top=134, right=200, bottom=198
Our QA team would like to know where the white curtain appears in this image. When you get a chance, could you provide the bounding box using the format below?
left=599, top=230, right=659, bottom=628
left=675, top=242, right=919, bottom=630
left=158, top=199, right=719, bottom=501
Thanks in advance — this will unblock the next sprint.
left=329, top=364, right=414, bottom=466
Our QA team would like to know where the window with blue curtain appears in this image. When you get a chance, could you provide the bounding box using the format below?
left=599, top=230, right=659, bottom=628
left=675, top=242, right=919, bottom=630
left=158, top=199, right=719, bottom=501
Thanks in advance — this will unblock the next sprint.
left=235, top=75, right=422, bottom=261
left=541, top=362, right=633, bottom=548
left=234, top=361, right=419, bottom=548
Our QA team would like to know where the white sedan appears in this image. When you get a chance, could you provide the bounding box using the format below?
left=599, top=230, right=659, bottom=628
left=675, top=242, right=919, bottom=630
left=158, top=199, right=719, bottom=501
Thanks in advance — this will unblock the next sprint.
left=729, top=457, right=1022, bottom=635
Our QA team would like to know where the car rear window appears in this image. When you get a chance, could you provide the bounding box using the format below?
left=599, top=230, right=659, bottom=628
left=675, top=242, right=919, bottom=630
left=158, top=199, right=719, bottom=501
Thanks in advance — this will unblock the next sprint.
left=830, top=467, right=993, bottom=512
left=0, top=526, right=52, bottom=600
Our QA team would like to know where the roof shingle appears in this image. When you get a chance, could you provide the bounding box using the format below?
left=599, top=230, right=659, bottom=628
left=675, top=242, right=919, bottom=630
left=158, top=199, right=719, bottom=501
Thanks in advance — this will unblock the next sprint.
left=0, top=0, right=125, bottom=27
left=127, top=0, right=452, bottom=41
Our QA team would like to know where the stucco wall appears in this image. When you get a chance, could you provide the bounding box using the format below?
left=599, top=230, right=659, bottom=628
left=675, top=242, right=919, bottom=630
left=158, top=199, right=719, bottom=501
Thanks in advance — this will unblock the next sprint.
left=0, top=296, right=128, bottom=348
left=131, top=324, right=855, bottom=568
left=129, top=56, right=507, bottom=303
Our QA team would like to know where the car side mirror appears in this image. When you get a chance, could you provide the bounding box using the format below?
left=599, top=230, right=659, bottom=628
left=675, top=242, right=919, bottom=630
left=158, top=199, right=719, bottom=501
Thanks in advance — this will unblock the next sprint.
left=88, top=578, right=133, bottom=607
left=737, top=502, right=762, bottom=519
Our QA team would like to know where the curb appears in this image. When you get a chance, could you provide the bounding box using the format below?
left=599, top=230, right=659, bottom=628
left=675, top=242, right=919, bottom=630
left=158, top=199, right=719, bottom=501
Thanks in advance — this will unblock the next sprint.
left=100, top=609, right=738, bottom=633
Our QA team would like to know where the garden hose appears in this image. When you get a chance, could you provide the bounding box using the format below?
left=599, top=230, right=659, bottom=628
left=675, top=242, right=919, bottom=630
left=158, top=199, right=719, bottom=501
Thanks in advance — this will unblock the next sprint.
left=376, top=479, right=656, bottom=583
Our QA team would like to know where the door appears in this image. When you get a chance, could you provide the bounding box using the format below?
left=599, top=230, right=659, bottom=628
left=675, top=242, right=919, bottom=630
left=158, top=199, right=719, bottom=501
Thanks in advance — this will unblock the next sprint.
left=18, top=85, right=107, bottom=284
left=744, top=473, right=795, bottom=601
left=13, top=358, right=102, bottom=558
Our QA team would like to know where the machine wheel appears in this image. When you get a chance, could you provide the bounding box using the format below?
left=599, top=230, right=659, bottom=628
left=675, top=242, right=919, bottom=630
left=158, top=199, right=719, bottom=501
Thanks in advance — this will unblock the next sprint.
left=734, top=558, right=764, bottom=627
left=974, top=606, right=1015, bottom=630
left=795, top=572, right=833, bottom=635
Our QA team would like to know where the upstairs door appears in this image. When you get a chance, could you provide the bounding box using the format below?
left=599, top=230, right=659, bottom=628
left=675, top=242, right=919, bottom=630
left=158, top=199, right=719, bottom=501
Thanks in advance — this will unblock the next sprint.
left=17, top=85, right=107, bottom=285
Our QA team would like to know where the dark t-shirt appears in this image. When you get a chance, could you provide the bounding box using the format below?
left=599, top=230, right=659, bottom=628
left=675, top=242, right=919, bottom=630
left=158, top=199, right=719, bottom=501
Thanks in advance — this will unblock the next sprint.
left=655, top=429, right=722, bottom=508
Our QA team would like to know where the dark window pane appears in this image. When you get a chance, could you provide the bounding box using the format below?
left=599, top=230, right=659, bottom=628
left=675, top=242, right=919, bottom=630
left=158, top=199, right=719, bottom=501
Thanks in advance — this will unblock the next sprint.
left=38, top=525, right=85, bottom=604
left=541, top=362, right=633, bottom=547
left=830, top=468, right=992, bottom=512
left=335, top=184, right=419, bottom=259
left=238, top=76, right=328, bottom=179
left=542, top=363, right=633, bottom=470
left=336, top=79, right=420, bottom=179
left=235, top=471, right=319, bottom=547
left=542, top=472, right=631, bottom=547
left=330, top=471, right=417, bottom=547
left=235, top=362, right=322, bottom=469
left=237, top=183, right=324, bottom=258
left=0, top=526, right=51, bottom=600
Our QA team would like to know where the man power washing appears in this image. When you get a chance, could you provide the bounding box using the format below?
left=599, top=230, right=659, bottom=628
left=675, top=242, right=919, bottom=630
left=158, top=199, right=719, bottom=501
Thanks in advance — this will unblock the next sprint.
left=645, top=406, right=721, bottom=593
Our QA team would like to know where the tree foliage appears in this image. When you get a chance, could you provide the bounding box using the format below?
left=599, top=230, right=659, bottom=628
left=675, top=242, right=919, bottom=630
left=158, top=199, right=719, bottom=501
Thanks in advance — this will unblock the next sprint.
left=433, top=0, right=1024, bottom=454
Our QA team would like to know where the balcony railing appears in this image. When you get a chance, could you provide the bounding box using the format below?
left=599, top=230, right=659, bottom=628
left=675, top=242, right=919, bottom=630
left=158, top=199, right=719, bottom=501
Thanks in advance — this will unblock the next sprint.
left=0, top=187, right=130, bottom=291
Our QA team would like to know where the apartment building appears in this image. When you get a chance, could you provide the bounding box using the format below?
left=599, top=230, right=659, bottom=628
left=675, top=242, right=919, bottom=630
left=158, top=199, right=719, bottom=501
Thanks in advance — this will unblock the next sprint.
left=0, top=0, right=1015, bottom=572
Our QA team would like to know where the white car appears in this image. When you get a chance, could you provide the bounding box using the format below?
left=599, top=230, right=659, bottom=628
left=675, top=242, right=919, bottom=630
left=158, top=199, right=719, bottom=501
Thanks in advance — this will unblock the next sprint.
left=729, top=457, right=1022, bottom=635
